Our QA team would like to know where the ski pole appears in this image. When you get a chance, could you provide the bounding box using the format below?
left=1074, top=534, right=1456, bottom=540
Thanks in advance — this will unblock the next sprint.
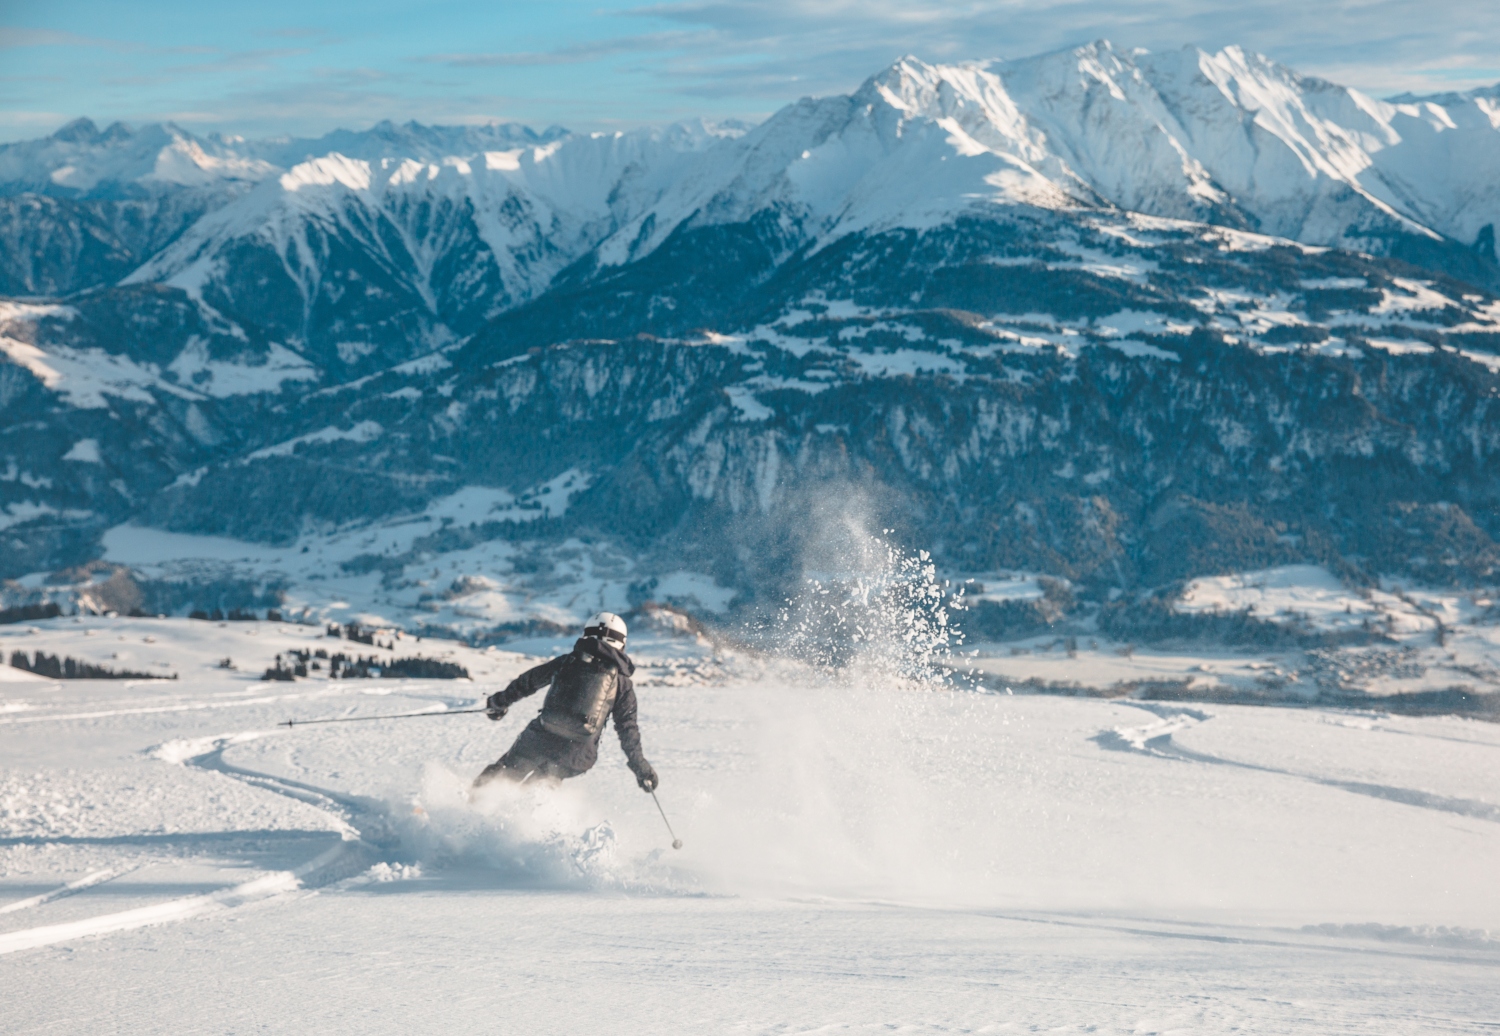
left=650, top=789, right=683, bottom=850
left=280, top=707, right=488, bottom=728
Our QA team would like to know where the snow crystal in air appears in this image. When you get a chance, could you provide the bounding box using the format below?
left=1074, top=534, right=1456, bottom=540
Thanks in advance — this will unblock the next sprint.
left=768, top=520, right=961, bottom=688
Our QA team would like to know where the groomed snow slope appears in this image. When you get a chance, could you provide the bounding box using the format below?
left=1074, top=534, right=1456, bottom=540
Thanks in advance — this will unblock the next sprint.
left=1, top=617, right=1497, bottom=1033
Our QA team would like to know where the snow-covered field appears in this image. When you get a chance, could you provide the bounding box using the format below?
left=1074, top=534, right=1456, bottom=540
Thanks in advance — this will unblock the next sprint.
left=2, top=616, right=1497, bottom=1033
left=52, top=515, right=1500, bottom=707
left=79, top=514, right=741, bottom=638
left=963, top=564, right=1500, bottom=704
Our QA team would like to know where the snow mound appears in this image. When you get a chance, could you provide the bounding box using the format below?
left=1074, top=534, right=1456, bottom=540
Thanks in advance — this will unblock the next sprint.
left=148, top=731, right=270, bottom=765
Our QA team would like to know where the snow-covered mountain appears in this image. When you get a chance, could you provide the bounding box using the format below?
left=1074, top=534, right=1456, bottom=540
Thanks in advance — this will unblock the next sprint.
left=6, top=43, right=1498, bottom=305
left=3, top=43, right=1498, bottom=334
left=995, top=43, right=1500, bottom=252
left=3, top=42, right=1500, bottom=630
left=0, top=117, right=580, bottom=198
left=0, top=117, right=745, bottom=310
left=588, top=43, right=1500, bottom=273
left=121, top=121, right=743, bottom=370
left=0, top=118, right=271, bottom=197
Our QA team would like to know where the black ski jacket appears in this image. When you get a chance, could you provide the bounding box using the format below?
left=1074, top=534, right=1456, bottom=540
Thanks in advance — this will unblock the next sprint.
left=491, top=638, right=645, bottom=776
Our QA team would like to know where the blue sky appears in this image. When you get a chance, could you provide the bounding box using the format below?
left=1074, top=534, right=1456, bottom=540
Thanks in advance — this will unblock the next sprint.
left=3, top=0, right=1498, bottom=142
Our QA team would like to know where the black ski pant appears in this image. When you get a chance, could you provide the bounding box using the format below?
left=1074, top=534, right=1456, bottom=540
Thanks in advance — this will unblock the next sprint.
left=473, top=741, right=588, bottom=787
left=473, top=718, right=600, bottom=788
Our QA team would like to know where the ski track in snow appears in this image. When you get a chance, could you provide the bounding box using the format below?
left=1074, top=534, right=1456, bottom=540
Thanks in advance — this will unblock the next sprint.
left=0, top=715, right=643, bottom=955
left=0, top=729, right=378, bottom=955
left=1091, top=701, right=1213, bottom=755
left=958, top=908, right=1500, bottom=967
left=1094, top=701, right=1500, bottom=823
left=0, top=865, right=138, bottom=915
left=0, top=688, right=348, bottom=725
left=0, top=840, right=354, bottom=955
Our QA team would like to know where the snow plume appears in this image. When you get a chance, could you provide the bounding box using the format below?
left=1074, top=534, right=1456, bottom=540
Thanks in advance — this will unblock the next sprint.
left=668, top=508, right=985, bottom=901
left=765, top=507, right=963, bottom=688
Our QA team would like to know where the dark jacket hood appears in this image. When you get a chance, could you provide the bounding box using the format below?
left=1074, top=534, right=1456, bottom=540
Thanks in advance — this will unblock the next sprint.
left=574, top=636, right=634, bottom=677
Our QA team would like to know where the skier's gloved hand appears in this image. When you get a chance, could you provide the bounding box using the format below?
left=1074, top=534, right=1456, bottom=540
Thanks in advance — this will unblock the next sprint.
left=484, top=693, right=508, bottom=721
left=632, top=761, right=658, bottom=793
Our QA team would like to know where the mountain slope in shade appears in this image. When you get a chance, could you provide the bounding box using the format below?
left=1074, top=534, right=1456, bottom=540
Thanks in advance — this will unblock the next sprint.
left=6, top=204, right=1499, bottom=595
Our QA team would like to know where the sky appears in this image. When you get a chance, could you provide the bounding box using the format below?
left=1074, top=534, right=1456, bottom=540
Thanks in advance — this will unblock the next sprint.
left=2, top=0, right=1499, bottom=143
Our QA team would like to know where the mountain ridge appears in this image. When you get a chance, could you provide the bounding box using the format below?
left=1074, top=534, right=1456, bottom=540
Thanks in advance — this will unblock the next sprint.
left=2, top=42, right=1499, bottom=633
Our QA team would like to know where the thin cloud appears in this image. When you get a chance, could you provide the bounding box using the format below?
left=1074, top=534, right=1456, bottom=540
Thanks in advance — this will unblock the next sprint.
left=424, top=31, right=703, bottom=68
left=264, top=28, right=339, bottom=41
left=166, top=47, right=313, bottom=76
left=0, top=109, right=76, bottom=126
left=157, top=110, right=227, bottom=123
left=624, top=0, right=1500, bottom=97
left=0, top=27, right=125, bottom=49
left=98, top=48, right=314, bottom=90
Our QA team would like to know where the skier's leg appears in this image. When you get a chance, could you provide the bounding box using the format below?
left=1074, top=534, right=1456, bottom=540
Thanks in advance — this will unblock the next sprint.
left=472, top=759, right=520, bottom=787
left=534, top=758, right=583, bottom=783
left=473, top=752, right=584, bottom=788
left=473, top=741, right=546, bottom=787
left=473, top=723, right=588, bottom=788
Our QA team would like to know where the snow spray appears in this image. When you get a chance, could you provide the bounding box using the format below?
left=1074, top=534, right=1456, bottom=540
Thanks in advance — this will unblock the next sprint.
left=765, top=523, right=962, bottom=687
left=396, top=763, right=648, bottom=889
left=676, top=512, right=994, bottom=901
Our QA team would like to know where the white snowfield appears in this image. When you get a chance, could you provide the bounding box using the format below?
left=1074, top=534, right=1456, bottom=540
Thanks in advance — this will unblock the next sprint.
left=963, top=564, right=1500, bottom=702
left=1, top=616, right=1497, bottom=1033
left=93, top=478, right=666, bottom=638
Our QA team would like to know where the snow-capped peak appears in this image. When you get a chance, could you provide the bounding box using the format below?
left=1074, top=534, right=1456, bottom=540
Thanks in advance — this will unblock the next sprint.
left=591, top=56, right=1089, bottom=267
left=277, top=153, right=373, bottom=193
left=1388, top=82, right=1500, bottom=106
left=0, top=120, right=278, bottom=196
left=588, top=43, right=1498, bottom=276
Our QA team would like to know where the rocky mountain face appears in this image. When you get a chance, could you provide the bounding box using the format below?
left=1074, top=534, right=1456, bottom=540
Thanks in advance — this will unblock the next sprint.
left=2, top=43, right=1499, bottom=629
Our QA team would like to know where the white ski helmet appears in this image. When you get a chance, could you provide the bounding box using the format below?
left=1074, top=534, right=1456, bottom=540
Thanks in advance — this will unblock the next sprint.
left=584, top=611, right=627, bottom=647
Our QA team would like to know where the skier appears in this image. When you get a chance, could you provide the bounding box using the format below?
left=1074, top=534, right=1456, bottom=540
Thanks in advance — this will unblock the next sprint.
left=473, top=612, right=658, bottom=792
